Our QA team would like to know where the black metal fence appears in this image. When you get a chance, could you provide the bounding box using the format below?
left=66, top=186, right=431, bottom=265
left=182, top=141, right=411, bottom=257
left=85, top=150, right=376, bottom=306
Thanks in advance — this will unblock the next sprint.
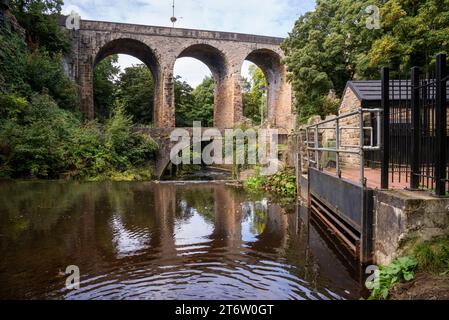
left=379, top=54, right=448, bottom=196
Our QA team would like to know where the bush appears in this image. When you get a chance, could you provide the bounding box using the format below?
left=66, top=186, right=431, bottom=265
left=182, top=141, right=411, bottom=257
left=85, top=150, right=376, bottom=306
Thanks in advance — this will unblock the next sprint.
left=0, top=96, right=158, bottom=180
left=243, top=167, right=297, bottom=198
left=368, top=236, right=449, bottom=299
left=0, top=93, right=77, bottom=178
left=263, top=169, right=297, bottom=198
left=414, top=236, right=449, bottom=273
left=369, top=256, right=418, bottom=300
left=0, top=25, right=31, bottom=95
left=105, top=106, right=158, bottom=172
left=26, top=49, right=78, bottom=111
left=0, top=92, right=29, bottom=120
left=63, top=122, right=106, bottom=178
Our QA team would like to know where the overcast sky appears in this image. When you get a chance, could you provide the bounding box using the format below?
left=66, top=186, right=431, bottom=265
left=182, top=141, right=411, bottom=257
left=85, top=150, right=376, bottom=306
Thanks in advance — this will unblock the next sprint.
left=62, top=0, right=316, bottom=87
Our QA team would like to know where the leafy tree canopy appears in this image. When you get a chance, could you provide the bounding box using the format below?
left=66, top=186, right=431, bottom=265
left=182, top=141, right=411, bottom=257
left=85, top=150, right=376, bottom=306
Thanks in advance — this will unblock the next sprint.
left=93, top=55, right=120, bottom=122
left=9, top=0, right=71, bottom=53
left=282, top=0, right=449, bottom=123
left=242, top=64, right=268, bottom=125
left=116, top=64, right=154, bottom=125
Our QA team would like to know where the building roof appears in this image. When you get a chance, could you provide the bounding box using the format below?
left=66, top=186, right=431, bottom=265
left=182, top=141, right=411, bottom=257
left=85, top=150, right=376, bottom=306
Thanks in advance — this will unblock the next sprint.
left=346, top=80, right=449, bottom=107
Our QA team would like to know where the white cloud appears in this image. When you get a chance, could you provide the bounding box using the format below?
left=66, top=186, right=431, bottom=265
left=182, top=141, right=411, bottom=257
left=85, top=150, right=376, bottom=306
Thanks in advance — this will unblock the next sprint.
left=63, top=0, right=316, bottom=86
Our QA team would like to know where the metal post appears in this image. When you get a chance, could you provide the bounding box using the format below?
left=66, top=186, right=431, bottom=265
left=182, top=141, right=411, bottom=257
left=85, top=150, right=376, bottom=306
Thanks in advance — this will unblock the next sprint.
left=314, top=126, right=319, bottom=169
left=381, top=67, right=390, bottom=189
left=359, top=108, right=365, bottom=186
left=410, top=67, right=421, bottom=190
left=336, top=118, right=341, bottom=178
left=435, top=54, right=447, bottom=196
left=305, top=128, right=310, bottom=168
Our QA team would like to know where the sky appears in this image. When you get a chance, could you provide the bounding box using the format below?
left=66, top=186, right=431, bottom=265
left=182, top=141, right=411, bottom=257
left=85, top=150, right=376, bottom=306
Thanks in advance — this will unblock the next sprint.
left=62, top=0, right=316, bottom=87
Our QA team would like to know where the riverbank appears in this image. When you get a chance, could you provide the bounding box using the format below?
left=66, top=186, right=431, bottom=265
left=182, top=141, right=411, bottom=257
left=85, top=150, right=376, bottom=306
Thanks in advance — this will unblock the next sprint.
left=390, top=273, right=449, bottom=300
left=369, top=235, right=449, bottom=300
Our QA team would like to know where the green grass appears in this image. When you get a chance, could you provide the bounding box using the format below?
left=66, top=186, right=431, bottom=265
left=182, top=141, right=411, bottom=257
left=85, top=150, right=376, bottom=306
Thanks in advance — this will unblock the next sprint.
left=369, top=235, right=449, bottom=299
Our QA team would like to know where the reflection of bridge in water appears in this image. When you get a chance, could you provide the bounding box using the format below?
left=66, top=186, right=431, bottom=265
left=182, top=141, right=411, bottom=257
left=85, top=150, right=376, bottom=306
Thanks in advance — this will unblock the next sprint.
left=0, top=181, right=365, bottom=299
left=71, top=183, right=365, bottom=299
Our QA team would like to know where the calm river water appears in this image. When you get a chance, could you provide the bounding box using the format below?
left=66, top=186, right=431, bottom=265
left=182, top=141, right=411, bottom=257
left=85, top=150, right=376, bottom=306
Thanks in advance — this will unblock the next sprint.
left=0, top=180, right=364, bottom=300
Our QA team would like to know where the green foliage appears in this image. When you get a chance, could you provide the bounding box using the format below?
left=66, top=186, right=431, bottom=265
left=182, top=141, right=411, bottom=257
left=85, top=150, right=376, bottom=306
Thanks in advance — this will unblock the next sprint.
left=174, top=75, right=195, bottom=127
left=175, top=76, right=215, bottom=127
left=283, top=0, right=380, bottom=123
left=93, top=55, right=120, bottom=122
left=0, top=2, right=157, bottom=181
left=0, top=26, right=30, bottom=95
left=413, top=236, right=449, bottom=273
left=368, top=0, right=449, bottom=73
left=264, top=169, right=297, bottom=198
left=0, top=93, right=78, bottom=178
left=116, top=64, right=154, bottom=125
left=0, top=92, right=29, bottom=119
left=10, top=0, right=71, bottom=53
left=0, top=93, right=158, bottom=179
left=190, top=76, right=214, bottom=127
left=26, top=48, right=78, bottom=110
left=104, top=106, right=158, bottom=172
left=282, top=0, right=449, bottom=124
left=369, top=256, right=418, bottom=300
left=243, top=167, right=297, bottom=199
left=0, top=21, right=77, bottom=110
left=368, top=236, right=449, bottom=299
left=243, top=175, right=265, bottom=194
left=242, top=65, right=268, bottom=125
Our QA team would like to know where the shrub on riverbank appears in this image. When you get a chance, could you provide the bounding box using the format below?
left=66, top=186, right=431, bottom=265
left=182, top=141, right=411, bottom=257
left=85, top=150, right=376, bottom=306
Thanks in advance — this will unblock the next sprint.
left=243, top=167, right=297, bottom=198
left=369, top=235, right=449, bottom=300
left=1, top=16, right=158, bottom=181
left=0, top=94, right=158, bottom=180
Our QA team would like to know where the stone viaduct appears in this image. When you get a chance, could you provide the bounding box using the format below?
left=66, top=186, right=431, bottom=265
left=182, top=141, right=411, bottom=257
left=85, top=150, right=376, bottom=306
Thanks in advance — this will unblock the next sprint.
left=62, top=17, right=295, bottom=131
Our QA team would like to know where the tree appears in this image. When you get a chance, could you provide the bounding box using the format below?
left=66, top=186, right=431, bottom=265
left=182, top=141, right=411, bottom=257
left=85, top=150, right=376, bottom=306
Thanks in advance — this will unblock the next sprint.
left=116, top=64, right=154, bottom=125
left=93, top=55, right=120, bottom=122
left=367, top=0, right=449, bottom=74
left=174, top=75, right=215, bottom=127
left=282, top=0, right=449, bottom=124
left=190, top=76, right=214, bottom=127
left=282, top=0, right=381, bottom=123
left=9, top=0, right=70, bottom=53
left=27, top=48, right=78, bottom=111
left=174, top=76, right=194, bottom=127
left=242, top=64, right=267, bottom=125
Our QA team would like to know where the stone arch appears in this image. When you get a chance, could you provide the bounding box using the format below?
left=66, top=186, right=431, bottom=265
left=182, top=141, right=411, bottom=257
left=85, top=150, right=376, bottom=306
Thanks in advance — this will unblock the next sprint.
left=93, top=38, right=162, bottom=123
left=174, top=43, right=232, bottom=128
left=242, top=49, right=283, bottom=124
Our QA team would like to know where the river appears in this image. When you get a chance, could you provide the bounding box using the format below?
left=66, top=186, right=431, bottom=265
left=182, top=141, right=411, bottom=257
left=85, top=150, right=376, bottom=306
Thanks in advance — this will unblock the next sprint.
left=0, top=180, right=365, bottom=300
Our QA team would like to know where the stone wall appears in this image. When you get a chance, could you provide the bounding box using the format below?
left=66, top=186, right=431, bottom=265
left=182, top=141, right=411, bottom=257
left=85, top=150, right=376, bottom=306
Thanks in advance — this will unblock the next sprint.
left=338, top=87, right=362, bottom=167
left=374, top=189, right=449, bottom=265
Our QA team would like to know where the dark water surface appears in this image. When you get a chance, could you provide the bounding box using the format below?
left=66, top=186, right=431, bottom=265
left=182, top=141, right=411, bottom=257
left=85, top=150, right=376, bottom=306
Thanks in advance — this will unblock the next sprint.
left=0, top=181, right=364, bottom=300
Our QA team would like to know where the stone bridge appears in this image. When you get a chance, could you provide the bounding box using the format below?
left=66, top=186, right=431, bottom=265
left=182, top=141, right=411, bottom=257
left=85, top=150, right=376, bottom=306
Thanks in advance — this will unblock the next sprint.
left=62, top=17, right=295, bottom=130
left=140, top=127, right=226, bottom=178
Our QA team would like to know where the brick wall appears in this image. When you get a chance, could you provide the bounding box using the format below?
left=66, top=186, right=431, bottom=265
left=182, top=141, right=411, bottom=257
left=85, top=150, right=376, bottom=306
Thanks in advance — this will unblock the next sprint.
left=338, top=87, right=362, bottom=167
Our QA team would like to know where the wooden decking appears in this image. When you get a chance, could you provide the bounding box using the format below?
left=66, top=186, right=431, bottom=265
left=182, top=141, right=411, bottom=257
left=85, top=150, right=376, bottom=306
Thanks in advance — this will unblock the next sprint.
left=324, top=166, right=409, bottom=189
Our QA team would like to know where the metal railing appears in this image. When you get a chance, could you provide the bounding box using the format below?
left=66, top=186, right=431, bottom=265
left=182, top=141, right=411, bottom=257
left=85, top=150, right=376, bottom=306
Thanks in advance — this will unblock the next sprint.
left=301, top=108, right=383, bottom=187
left=380, top=54, right=448, bottom=195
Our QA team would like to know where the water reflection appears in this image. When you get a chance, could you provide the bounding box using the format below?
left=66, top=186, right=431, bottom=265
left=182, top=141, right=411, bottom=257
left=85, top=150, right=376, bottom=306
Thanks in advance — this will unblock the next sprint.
left=0, top=181, right=364, bottom=300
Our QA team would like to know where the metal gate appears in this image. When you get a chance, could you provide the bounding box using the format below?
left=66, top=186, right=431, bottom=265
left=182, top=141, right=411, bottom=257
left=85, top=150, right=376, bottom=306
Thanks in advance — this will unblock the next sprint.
left=302, top=108, right=381, bottom=263
left=308, top=168, right=374, bottom=263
